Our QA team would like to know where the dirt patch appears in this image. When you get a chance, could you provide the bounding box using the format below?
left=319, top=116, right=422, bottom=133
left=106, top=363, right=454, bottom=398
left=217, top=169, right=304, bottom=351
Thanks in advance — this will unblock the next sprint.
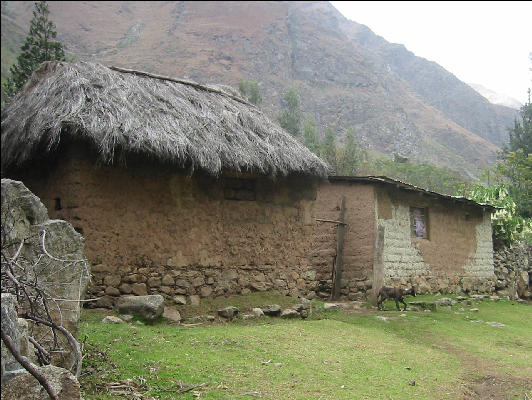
left=461, top=374, right=531, bottom=400
left=324, top=303, right=532, bottom=399
left=430, top=339, right=531, bottom=400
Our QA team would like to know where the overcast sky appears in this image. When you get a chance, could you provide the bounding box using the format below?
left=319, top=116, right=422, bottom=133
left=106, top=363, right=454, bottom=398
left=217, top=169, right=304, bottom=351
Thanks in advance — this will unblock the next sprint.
left=330, top=1, right=531, bottom=105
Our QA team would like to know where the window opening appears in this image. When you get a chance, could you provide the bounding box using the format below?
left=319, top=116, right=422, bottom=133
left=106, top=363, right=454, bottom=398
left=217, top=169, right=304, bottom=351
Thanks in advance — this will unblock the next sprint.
left=54, top=197, right=62, bottom=211
left=222, top=178, right=256, bottom=201
left=410, top=207, right=429, bottom=239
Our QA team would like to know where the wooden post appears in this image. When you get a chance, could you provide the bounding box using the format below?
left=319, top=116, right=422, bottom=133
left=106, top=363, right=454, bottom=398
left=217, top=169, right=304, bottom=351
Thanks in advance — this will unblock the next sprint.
left=370, top=225, right=385, bottom=305
left=331, top=196, right=346, bottom=300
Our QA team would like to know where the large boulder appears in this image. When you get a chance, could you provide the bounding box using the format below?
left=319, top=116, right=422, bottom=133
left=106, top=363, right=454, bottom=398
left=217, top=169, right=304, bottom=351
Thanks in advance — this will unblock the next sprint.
left=1, top=179, right=91, bottom=370
left=217, top=306, right=239, bottom=320
left=261, top=304, right=281, bottom=316
left=1, top=365, right=81, bottom=400
left=280, top=309, right=299, bottom=318
left=116, top=295, right=165, bottom=321
left=0, top=180, right=48, bottom=238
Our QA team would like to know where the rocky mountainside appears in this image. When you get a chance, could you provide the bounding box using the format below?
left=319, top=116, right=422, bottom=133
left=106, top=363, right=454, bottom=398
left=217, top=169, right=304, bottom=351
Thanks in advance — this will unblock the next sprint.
left=1, top=1, right=518, bottom=176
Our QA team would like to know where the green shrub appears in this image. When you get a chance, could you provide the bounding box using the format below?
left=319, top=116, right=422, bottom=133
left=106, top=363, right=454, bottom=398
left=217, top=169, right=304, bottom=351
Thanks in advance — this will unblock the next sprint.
left=459, top=184, right=532, bottom=247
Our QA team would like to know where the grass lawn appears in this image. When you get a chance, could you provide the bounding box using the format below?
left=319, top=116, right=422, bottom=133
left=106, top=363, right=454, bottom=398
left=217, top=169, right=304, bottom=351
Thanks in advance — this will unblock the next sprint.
left=79, top=292, right=531, bottom=400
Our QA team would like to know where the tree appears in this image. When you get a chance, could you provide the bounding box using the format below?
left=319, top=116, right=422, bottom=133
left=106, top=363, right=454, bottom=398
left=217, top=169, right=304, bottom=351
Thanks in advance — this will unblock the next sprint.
left=302, top=114, right=320, bottom=154
left=3, top=1, right=65, bottom=101
left=238, top=80, right=247, bottom=97
left=505, top=89, right=532, bottom=155
left=366, top=155, right=468, bottom=195
left=458, top=184, right=532, bottom=247
left=495, top=149, right=532, bottom=218
left=496, top=90, right=532, bottom=218
left=320, top=127, right=338, bottom=174
left=337, top=126, right=365, bottom=176
left=278, top=85, right=302, bottom=137
left=238, top=79, right=262, bottom=106
left=246, top=81, right=262, bottom=106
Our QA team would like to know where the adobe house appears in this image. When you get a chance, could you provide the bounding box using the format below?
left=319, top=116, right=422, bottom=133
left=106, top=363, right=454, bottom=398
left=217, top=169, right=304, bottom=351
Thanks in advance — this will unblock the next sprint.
left=312, top=176, right=497, bottom=300
left=1, top=61, right=328, bottom=307
left=1, top=62, right=497, bottom=305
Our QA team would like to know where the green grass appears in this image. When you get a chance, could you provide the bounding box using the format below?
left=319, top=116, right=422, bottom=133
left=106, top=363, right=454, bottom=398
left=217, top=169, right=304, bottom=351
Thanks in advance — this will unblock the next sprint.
left=79, top=294, right=531, bottom=399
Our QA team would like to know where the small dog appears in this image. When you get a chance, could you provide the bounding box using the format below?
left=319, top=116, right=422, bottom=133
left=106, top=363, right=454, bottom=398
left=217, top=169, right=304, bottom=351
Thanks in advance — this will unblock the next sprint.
left=377, top=286, right=416, bottom=311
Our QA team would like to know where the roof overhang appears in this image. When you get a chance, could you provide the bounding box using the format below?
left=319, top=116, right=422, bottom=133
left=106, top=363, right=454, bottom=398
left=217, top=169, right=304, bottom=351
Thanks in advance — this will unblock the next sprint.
left=328, top=175, right=499, bottom=212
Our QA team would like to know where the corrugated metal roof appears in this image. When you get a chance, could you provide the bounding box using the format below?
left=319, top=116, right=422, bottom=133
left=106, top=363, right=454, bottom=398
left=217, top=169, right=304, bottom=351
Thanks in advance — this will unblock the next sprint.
left=329, top=176, right=498, bottom=211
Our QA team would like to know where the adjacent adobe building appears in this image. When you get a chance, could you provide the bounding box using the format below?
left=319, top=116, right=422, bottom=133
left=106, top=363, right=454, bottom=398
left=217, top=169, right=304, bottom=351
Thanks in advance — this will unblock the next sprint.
left=313, top=177, right=497, bottom=300
left=1, top=62, right=497, bottom=306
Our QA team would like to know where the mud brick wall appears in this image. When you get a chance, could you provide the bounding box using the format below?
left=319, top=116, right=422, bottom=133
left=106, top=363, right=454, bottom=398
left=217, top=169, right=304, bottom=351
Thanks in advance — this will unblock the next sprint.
left=311, top=181, right=375, bottom=300
left=15, top=143, right=322, bottom=306
left=375, top=185, right=495, bottom=294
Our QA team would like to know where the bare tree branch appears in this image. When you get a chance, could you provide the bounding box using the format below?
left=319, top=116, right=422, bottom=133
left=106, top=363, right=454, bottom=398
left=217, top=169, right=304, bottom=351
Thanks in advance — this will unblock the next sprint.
left=1, top=189, right=89, bottom=395
left=1, top=327, right=58, bottom=400
left=29, top=336, right=51, bottom=366
left=24, top=315, right=83, bottom=378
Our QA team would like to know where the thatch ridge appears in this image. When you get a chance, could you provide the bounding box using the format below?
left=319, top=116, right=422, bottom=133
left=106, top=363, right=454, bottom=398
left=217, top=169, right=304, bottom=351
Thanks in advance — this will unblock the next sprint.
left=1, top=61, right=328, bottom=177
left=109, top=66, right=251, bottom=105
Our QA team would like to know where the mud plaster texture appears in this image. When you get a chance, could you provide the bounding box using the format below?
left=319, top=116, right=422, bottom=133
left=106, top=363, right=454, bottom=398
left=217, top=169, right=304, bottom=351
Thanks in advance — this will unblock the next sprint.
left=312, top=181, right=375, bottom=300
left=12, top=143, right=496, bottom=303
left=14, top=144, right=322, bottom=307
left=374, top=185, right=495, bottom=294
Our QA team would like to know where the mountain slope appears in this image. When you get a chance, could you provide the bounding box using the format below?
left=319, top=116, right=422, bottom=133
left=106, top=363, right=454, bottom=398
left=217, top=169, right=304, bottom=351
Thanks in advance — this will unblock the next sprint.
left=1, top=1, right=518, bottom=176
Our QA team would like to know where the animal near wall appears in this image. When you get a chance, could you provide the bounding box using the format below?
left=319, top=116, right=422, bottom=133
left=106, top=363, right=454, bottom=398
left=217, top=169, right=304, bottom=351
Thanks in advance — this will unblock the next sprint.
left=16, top=144, right=321, bottom=307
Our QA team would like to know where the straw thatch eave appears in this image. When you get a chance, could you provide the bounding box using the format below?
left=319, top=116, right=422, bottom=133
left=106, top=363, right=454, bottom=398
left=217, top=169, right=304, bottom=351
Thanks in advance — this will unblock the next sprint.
left=1, top=61, right=329, bottom=178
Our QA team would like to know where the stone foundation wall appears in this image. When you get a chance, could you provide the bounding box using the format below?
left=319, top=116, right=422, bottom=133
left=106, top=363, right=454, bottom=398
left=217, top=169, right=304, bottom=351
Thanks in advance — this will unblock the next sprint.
left=494, top=242, right=531, bottom=299
left=88, top=264, right=320, bottom=308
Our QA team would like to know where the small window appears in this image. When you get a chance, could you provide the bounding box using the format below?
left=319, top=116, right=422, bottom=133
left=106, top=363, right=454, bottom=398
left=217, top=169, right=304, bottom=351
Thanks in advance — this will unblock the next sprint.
left=410, top=207, right=429, bottom=239
left=222, top=178, right=256, bottom=201
left=54, top=197, right=62, bottom=211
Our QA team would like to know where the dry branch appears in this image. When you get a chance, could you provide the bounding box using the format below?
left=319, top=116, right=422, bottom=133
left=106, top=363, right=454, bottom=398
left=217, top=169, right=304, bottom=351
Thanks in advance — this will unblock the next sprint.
left=1, top=328, right=58, bottom=400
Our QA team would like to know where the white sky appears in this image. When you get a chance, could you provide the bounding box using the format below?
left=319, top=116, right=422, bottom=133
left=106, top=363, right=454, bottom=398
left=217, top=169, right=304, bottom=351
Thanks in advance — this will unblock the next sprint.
left=330, top=1, right=532, bottom=105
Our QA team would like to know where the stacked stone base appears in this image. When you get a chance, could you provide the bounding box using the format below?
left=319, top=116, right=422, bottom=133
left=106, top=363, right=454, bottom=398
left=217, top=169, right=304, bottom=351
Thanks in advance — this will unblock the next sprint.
left=88, top=265, right=314, bottom=308
left=311, top=276, right=373, bottom=301
left=88, top=265, right=503, bottom=308
left=493, top=242, right=531, bottom=299
left=384, top=274, right=496, bottom=295
left=88, top=263, right=379, bottom=307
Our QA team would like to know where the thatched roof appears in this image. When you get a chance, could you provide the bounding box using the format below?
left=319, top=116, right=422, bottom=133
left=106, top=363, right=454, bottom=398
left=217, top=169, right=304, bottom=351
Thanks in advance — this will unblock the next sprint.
left=1, top=61, right=328, bottom=177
